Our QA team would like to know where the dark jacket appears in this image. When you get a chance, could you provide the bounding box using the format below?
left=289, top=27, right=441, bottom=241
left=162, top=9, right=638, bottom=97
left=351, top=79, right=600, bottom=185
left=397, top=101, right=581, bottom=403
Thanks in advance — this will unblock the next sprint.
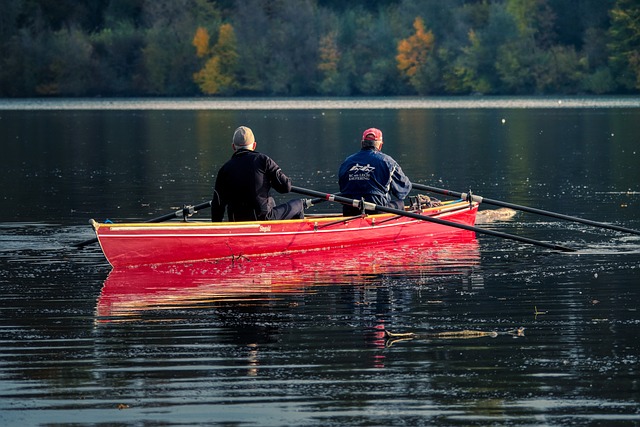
left=211, top=149, right=292, bottom=221
left=338, top=147, right=412, bottom=208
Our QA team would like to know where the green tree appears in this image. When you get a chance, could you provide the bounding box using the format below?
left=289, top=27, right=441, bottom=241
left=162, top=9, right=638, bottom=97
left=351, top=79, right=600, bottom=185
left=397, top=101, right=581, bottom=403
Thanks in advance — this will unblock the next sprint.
left=46, top=26, right=94, bottom=95
left=0, top=0, right=23, bottom=39
left=495, top=37, right=538, bottom=94
left=495, top=0, right=584, bottom=94
left=608, top=0, right=640, bottom=91
left=233, top=0, right=321, bottom=95
left=435, top=1, right=492, bottom=94
left=506, top=0, right=557, bottom=49
left=337, top=6, right=400, bottom=95
left=456, top=4, right=518, bottom=94
left=103, top=0, right=144, bottom=28
left=140, top=0, right=220, bottom=95
left=317, top=30, right=348, bottom=95
left=548, top=0, right=615, bottom=49
left=91, top=23, right=145, bottom=95
left=582, top=67, right=616, bottom=94
left=0, top=0, right=25, bottom=95
left=534, top=45, right=584, bottom=93
left=11, top=14, right=56, bottom=96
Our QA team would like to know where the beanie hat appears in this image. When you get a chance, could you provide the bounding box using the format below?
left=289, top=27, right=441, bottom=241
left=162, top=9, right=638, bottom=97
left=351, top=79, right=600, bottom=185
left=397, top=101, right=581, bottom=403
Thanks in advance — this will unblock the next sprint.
left=233, top=126, right=255, bottom=147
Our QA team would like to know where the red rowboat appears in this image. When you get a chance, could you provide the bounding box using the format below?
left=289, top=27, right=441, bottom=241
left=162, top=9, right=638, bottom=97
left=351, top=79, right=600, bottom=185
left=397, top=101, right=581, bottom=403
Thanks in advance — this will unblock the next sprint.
left=91, top=199, right=479, bottom=268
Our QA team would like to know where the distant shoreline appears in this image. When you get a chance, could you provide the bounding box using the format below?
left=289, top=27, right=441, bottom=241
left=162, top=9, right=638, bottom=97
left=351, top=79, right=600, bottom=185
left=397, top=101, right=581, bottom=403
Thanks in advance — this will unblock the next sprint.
left=1, top=96, right=639, bottom=111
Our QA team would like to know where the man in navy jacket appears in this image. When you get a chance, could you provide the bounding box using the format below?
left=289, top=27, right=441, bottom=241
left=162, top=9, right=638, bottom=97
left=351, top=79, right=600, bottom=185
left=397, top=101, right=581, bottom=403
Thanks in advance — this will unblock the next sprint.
left=338, top=128, right=412, bottom=216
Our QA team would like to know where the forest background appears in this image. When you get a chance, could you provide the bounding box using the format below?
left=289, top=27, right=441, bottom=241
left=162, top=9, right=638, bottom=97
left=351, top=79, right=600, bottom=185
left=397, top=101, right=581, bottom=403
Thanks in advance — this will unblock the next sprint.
left=1, top=0, right=639, bottom=98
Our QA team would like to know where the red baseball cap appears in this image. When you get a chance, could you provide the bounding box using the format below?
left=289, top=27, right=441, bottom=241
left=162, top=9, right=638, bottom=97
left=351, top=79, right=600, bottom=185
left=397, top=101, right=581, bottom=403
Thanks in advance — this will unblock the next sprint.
left=362, top=128, right=383, bottom=142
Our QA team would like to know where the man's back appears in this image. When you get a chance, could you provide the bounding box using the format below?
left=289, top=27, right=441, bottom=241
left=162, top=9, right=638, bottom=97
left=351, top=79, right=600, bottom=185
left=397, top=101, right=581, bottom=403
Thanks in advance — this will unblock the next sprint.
left=213, top=149, right=291, bottom=221
left=339, top=147, right=401, bottom=205
left=338, top=127, right=412, bottom=215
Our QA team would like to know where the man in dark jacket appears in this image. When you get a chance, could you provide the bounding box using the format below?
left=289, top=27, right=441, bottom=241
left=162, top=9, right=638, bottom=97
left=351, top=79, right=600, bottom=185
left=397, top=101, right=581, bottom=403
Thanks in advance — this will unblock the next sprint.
left=211, top=126, right=306, bottom=222
left=338, top=127, right=412, bottom=216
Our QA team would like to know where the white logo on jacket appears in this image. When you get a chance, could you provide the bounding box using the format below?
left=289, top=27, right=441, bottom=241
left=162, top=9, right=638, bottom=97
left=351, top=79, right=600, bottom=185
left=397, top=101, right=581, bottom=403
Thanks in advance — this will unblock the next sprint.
left=348, top=163, right=375, bottom=181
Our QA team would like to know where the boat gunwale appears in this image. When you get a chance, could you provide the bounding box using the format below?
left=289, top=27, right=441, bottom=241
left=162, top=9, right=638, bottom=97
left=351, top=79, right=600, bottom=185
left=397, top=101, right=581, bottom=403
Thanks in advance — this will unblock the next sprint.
left=94, top=199, right=474, bottom=232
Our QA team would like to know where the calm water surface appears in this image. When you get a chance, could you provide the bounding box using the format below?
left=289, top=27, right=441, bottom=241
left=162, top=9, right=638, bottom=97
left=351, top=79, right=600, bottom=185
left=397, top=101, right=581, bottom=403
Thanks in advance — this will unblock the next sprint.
left=1, top=98, right=639, bottom=426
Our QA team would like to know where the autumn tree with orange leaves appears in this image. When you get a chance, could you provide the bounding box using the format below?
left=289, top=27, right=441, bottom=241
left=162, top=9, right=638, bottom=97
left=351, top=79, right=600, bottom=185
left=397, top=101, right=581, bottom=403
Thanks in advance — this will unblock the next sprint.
left=396, top=17, right=437, bottom=94
left=193, top=24, right=239, bottom=95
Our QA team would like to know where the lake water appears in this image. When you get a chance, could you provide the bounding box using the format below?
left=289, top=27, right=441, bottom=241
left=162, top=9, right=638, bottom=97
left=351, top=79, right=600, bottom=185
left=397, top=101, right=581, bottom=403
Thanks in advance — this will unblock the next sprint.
left=1, top=98, right=639, bottom=426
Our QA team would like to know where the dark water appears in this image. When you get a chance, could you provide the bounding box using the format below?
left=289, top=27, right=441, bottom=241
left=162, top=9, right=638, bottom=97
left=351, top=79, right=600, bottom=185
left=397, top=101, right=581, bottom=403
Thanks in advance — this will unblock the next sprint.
left=1, top=99, right=639, bottom=426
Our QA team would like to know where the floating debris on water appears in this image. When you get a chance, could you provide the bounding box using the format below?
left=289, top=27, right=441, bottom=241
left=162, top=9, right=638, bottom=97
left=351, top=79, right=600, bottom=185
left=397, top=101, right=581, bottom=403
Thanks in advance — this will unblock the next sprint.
left=476, top=208, right=518, bottom=224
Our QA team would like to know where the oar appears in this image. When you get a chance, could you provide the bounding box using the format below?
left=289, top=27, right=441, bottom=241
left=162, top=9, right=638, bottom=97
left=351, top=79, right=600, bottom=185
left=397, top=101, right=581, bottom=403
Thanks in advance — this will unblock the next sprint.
left=72, top=200, right=212, bottom=248
left=411, top=183, right=640, bottom=236
left=290, top=186, right=576, bottom=252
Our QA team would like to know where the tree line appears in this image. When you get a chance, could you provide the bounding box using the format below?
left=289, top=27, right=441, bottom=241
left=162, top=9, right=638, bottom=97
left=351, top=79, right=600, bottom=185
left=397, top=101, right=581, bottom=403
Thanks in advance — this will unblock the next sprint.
left=1, top=0, right=638, bottom=97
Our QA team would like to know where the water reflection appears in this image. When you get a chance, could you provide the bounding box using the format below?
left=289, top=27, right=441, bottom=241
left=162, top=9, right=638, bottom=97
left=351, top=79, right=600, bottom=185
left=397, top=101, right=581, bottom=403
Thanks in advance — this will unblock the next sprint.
left=96, top=231, right=480, bottom=321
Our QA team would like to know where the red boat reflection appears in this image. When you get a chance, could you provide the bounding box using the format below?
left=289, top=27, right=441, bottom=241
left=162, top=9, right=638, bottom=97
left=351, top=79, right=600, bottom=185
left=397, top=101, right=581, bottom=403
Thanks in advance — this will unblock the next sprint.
left=96, top=230, right=480, bottom=320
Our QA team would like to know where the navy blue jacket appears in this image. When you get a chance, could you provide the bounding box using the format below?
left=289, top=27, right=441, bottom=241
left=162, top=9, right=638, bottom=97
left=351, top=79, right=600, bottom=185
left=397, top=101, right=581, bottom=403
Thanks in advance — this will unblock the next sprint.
left=338, top=147, right=412, bottom=208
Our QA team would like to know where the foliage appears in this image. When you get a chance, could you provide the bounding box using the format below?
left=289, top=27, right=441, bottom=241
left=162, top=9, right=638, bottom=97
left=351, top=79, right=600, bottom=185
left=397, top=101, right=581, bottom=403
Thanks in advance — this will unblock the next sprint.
left=396, top=17, right=436, bottom=94
left=608, top=0, right=640, bottom=91
left=317, top=30, right=346, bottom=95
left=193, top=24, right=239, bottom=95
left=193, top=27, right=210, bottom=58
left=91, top=24, right=145, bottom=95
left=0, top=0, right=638, bottom=96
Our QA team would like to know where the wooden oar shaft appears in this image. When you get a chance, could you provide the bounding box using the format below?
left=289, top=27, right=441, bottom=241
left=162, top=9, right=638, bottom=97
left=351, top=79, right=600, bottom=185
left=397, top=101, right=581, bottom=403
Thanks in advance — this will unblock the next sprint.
left=290, top=186, right=575, bottom=252
left=72, top=200, right=212, bottom=248
left=412, top=183, right=640, bottom=236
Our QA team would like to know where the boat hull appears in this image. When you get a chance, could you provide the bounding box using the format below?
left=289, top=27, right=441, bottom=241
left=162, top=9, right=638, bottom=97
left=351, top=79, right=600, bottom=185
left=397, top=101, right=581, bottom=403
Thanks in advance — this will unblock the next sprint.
left=92, top=200, right=478, bottom=267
